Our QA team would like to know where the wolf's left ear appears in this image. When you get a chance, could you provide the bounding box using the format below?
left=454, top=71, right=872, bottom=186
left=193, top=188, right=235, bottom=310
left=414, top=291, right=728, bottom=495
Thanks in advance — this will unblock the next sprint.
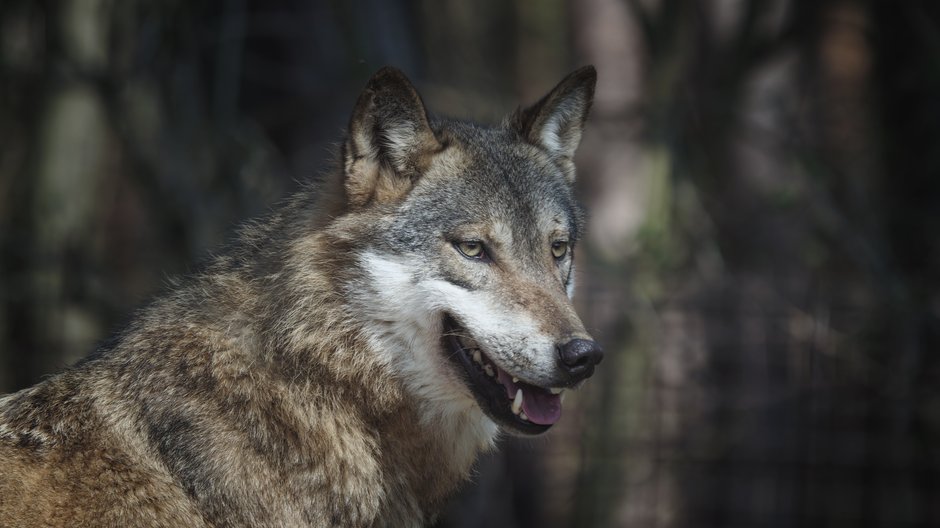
left=509, top=66, right=596, bottom=181
left=344, top=67, right=442, bottom=207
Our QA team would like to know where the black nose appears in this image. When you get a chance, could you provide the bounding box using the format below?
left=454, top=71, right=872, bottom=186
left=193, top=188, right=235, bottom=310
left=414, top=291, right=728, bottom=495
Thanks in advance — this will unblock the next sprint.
left=557, top=338, right=603, bottom=381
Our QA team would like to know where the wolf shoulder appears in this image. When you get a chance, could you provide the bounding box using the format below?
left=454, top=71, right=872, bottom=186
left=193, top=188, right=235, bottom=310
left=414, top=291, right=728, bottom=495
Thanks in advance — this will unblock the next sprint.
left=0, top=365, right=212, bottom=528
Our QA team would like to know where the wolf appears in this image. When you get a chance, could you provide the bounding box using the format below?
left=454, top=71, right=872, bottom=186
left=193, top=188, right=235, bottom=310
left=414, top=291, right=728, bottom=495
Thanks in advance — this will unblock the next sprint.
left=0, top=66, right=601, bottom=527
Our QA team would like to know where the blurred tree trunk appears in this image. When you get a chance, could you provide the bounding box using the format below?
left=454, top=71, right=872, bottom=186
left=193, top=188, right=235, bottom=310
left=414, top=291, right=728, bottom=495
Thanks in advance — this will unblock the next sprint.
left=1, top=0, right=114, bottom=390
left=0, top=0, right=290, bottom=392
left=563, top=0, right=939, bottom=526
left=567, top=0, right=654, bottom=526
left=30, top=0, right=114, bottom=373
left=867, top=2, right=940, bottom=523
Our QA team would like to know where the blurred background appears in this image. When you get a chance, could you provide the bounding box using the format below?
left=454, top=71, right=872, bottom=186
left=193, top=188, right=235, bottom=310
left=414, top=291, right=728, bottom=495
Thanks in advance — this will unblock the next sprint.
left=1, top=0, right=938, bottom=526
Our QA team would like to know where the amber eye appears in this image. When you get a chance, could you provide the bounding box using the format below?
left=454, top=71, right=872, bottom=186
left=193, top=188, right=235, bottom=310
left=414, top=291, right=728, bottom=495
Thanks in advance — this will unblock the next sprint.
left=551, top=241, right=568, bottom=259
left=456, top=241, right=485, bottom=259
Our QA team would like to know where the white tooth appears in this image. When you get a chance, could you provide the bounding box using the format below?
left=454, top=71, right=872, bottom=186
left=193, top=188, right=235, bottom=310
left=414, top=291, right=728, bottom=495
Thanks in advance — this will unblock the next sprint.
left=472, top=350, right=482, bottom=364
left=550, top=387, right=563, bottom=395
left=512, top=389, right=523, bottom=415
left=484, top=365, right=495, bottom=377
left=519, top=412, right=528, bottom=421
left=512, top=376, right=519, bottom=383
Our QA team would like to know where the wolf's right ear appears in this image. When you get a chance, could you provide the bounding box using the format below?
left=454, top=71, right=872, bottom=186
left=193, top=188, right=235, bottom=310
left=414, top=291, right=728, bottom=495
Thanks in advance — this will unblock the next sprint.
left=344, top=67, right=442, bottom=207
left=509, top=66, right=596, bottom=182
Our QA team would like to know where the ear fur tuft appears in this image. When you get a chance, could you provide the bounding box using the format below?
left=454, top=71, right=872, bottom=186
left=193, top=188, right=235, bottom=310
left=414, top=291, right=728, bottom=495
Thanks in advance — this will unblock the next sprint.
left=509, top=66, right=597, bottom=173
left=344, top=67, right=441, bottom=207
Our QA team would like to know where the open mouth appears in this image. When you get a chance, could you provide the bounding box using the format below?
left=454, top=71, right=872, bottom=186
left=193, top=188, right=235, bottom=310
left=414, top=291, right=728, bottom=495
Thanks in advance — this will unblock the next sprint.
left=442, top=315, right=563, bottom=435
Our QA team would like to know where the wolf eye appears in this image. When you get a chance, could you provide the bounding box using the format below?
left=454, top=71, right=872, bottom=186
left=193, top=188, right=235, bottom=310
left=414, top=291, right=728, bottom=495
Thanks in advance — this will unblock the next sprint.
left=455, top=241, right=485, bottom=259
left=551, top=241, right=568, bottom=259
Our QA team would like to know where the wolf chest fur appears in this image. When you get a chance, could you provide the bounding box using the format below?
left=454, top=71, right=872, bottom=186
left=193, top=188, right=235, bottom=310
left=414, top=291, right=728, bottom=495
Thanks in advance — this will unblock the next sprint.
left=0, top=66, right=602, bottom=527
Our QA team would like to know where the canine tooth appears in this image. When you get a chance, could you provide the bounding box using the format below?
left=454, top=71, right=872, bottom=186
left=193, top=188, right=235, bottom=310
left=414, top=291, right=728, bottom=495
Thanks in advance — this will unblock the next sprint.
left=484, top=365, right=495, bottom=377
left=519, top=412, right=528, bottom=421
left=472, top=350, right=482, bottom=364
left=550, top=387, right=563, bottom=395
left=511, top=389, right=523, bottom=415
left=512, top=376, right=518, bottom=383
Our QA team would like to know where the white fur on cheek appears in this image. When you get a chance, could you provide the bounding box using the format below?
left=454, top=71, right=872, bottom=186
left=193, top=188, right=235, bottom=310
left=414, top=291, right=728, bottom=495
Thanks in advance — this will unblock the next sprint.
left=422, top=279, right=559, bottom=385
left=355, top=250, right=559, bottom=409
left=423, top=280, right=535, bottom=343
left=354, top=251, right=500, bottom=459
left=354, top=251, right=442, bottom=369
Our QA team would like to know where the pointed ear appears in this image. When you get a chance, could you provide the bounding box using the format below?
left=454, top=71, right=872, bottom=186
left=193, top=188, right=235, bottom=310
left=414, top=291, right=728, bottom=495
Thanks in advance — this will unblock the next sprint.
left=344, top=67, right=442, bottom=207
left=509, top=66, right=596, bottom=179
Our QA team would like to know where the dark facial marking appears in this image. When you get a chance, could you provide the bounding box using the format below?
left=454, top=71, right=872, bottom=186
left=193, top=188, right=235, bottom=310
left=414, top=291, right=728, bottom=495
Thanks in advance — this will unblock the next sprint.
left=440, top=269, right=477, bottom=291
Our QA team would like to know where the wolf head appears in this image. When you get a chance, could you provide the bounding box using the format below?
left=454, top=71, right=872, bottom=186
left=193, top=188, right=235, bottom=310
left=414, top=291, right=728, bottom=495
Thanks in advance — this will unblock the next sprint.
left=337, top=67, right=601, bottom=436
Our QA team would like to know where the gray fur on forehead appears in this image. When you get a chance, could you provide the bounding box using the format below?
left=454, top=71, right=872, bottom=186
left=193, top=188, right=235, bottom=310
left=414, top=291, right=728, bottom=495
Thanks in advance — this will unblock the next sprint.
left=412, top=118, right=586, bottom=236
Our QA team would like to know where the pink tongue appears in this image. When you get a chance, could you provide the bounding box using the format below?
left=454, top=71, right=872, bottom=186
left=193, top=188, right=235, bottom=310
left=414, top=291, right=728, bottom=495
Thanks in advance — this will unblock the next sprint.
left=496, top=369, right=562, bottom=425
